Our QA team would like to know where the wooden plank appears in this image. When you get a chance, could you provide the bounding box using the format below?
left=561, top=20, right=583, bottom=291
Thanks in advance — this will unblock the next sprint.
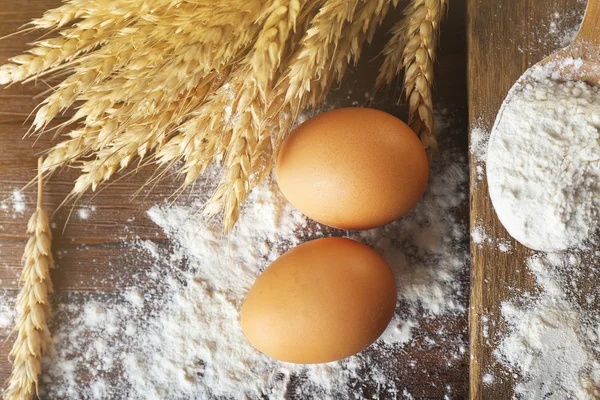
left=467, top=0, right=587, bottom=398
left=0, top=0, right=470, bottom=397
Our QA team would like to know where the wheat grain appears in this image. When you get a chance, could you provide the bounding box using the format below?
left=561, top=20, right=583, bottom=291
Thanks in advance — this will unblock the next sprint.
left=205, top=80, right=262, bottom=232
left=31, top=3, right=262, bottom=132
left=0, top=0, right=178, bottom=86
left=377, top=0, right=447, bottom=151
left=4, top=158, right=54, bottom=400
left=267, top=0, right=395, bottom=154
left=69, top=77, right=218, bottom=196
left=0, top=0, right=445, bottom=234
left=251, top=0, right=303, bottom=98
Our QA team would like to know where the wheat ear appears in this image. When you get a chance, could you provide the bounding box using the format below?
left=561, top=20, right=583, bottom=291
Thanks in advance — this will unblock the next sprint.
left=268, top=0, right=395, bottom=153
left=205, top=1, right=306, bottom=232
left=377, top=0, right=447, bottom=151
left=0, top=0, right=178, bottom=86
left=5, top=158, right=54, bottom=400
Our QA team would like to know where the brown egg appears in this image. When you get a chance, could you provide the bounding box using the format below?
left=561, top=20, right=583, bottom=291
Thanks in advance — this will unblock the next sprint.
left=275, top=107, right=429, bottom=230
left=241, top=237, right=397, bottom=364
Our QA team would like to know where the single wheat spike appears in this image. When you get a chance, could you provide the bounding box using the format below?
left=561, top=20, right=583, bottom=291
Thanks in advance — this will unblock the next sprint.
left=5, top=158, right=54, bottom=400
left=284, top=0, right=359, bottom=105
left=251, top=0, right=303, bottom=99
left=377, top=0, right=448, bottom=151
left=205, top=82, right=262, bottom=232
left=28, top=0, right=176, bottom=30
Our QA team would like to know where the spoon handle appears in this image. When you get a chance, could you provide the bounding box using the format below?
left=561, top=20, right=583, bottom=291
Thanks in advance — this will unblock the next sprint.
left=576, top=0, right=600, bottom=46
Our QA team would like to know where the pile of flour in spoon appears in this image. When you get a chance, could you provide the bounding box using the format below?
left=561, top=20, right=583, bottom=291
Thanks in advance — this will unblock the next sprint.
left=487, top=60, right=600, bottom=251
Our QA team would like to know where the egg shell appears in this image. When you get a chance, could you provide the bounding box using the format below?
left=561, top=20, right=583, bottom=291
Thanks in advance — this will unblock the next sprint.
left=275, top=107, right=429, bottom=230
left=241, top=237, right=397, bottom=364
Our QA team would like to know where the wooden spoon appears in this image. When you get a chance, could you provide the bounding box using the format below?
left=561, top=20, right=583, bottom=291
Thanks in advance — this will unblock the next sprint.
left=486, top=0, right=600, bottom=252
left=543, top=0, right=600, bottom=83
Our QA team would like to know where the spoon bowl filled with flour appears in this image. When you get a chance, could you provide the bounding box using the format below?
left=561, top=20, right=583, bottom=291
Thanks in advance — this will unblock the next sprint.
left=487, top=66, right=600, bottom=252
left=487, top=0, right=600, bottom=252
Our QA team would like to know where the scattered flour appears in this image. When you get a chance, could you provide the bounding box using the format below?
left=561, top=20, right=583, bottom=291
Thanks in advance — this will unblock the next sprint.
left=495, top=253, right=600, bottom=399
left=483, top=63, right=600, bottom=397
left=77, top=208, right=90, bottom=219
left=546, top=10, right=583, bottom=49
left=469, top=125, right=489, bottom=163
left=470, top=224, right=513, bottom=254
left=77, top=206, right=97, bottom=219
left=0, top=189, right=26, bottom=217
left=11, top=191, right=25, bottom=213
left=470, top=124, right=490, bottom=189
left=381, top=318, right=419, bottom=346
left=496, top=240, right=511, bottom=254
left=36, top=147, right=468, bottom=398
left=0, top=299, right=15, bottom=330
left=515, top=6, right=584, bottom=55
left=471, top=225, right=489, bottom=245
left=482, top=373, right=494, bottom=385
left=487, top=62, right=600, bottom=252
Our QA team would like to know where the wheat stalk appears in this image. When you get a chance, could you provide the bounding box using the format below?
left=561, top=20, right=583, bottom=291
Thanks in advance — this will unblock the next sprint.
left=0, top=0, right=179, bottom=86
left=266, top=0, right=395, bottom=156
left=68, top=76, right=219, bottom=196
left=1, top=0, right=446, bottom=232
left=204, top=79, right=262, bottom=232
left=32, top=3, right=262, bottom=132
left=4, top=158, right=54, bottom=400
left=377, top=0, right=447, bottom=151
left=205, top=0, right=308, bottom=231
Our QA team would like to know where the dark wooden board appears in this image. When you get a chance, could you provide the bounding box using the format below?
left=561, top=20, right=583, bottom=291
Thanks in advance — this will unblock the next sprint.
left=467, top=0, right=588, bottom=398
left=0, top=0, right=469, bottom=397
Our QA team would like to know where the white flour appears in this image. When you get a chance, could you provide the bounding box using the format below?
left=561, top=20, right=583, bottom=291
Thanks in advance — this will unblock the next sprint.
left=31, top=144, right=468, bottom=399
left=469, top=124, right=490, bottom=189
left=0, top=189, right=26, bottom=218
left=495, top=253, right=600, bottom=399
left=487, top=62, right=600, bottom=251
left=476, top=69, right=600, bottom=396
left=471, top=4, right=600, bottom=398
left=475, top=57, right=600, bottom=400
left=469, top=125, right=489, bottom=164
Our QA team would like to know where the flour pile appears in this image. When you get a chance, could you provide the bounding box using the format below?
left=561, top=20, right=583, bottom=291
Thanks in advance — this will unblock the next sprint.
left=476, top=59, right=600, bottom=399
left=494, top=253, right=600, bottom=399
left=487, top=61, right=600, bottom=251
left=32, top=148, right=467, bottom=398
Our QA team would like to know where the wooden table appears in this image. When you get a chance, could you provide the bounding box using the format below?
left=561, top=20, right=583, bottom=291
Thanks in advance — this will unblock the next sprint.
left=0, top=0, right=469, bottom=398
left=468, top=0, right=588, bottom=399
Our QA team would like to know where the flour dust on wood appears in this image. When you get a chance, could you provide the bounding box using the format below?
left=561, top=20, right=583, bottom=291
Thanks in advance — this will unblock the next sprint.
left=8, top=134, right=467, bottom=399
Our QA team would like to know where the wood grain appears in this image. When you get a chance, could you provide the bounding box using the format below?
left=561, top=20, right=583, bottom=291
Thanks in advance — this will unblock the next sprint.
left=0, top=0, right=469, bottom=398
left=468, top=1, right=588, bottom=399
left=578, top=0, right=600, bottom=46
